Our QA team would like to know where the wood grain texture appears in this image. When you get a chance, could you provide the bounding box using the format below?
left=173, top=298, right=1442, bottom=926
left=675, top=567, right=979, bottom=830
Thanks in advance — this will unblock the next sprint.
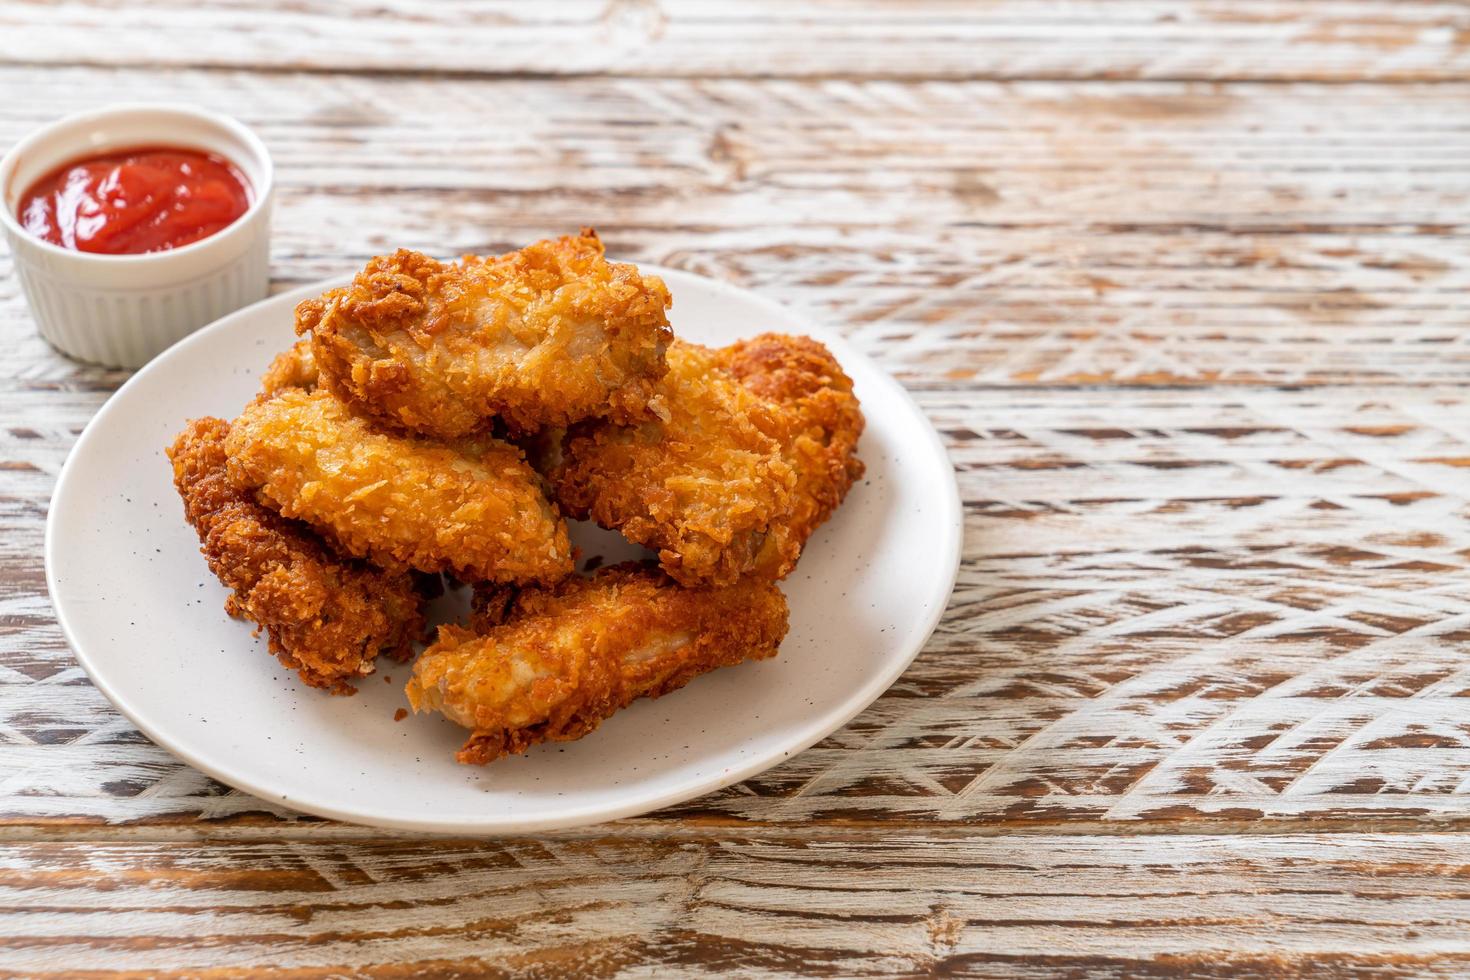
left=3, top=831, right=1470, bottom=976
left=4, top=68, right=1468, bottom=388
left=2, top=1, right=1469, bottom=81
left=4, top=1, right=1470, bottom=971
left=6, top=382, right=1470, bottom=827
left=2, top=65, right=1469, bottom=827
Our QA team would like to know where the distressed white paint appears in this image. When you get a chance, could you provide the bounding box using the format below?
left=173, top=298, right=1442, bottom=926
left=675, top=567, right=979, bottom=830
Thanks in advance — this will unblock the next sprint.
left=2, top=3, right=1470, bottom=971
left=1, top=1, right=1468, bottom=80
left=7, top=383, right=1470, bottom=824
left=2, top=67, right=1469, bottom=824
left=2, top=833, right=1470, bottom=974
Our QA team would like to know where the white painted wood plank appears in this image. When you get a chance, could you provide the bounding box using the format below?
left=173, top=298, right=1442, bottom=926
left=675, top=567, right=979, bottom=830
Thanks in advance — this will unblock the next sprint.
left=0, top=62, right=1467, bottom=830
left=1, top=1, right=1468, bottom=81
left=2, top=69, right=1466, bottom=387
left=5, top=381, right=1470, bottom=826
left=1, top=832, right=1469, bottom=974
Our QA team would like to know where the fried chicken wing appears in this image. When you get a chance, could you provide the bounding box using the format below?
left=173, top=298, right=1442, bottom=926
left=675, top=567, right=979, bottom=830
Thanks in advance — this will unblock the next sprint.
left=721, top=333, right=866, bottom=543
left=224, top=388, right=573, bottom=585
left=167, top=417, right=424, bottom=694
left=407, top=563, right=788, bottom=764
left=550, top=335, right=863, bottom=586
left=259, top=338, right=318, bottom=396
left=296, top=230, right=673, bottom=437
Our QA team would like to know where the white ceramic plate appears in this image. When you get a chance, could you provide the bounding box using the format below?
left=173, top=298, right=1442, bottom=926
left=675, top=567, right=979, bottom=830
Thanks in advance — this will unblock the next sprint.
left=46, top=268, right=961, bottom=834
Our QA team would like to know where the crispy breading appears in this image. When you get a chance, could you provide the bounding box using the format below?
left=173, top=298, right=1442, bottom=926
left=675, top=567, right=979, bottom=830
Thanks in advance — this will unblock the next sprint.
left=407, top=563, right=788, bottom=764
left=259, top=338, right=318, bottom=396
left=552, top=340, right=798, bottom=584
left=550, top=335, right=863, bottom=586
left=224, top=388, right=573, bottom=585
left=296, top=230, right=673, bottom=437
left=167, top=417, right=424, bottom=694
left=721, top=333, right=866, bottom=542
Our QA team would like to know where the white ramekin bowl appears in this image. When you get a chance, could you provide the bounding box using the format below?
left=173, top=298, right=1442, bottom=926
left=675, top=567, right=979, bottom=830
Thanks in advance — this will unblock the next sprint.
left=0, top=104, right=274, bottom=369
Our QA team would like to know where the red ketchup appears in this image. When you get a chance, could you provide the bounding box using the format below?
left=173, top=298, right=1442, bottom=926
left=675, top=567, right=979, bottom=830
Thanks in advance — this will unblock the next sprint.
left=18, top=145, right=252, bottom=254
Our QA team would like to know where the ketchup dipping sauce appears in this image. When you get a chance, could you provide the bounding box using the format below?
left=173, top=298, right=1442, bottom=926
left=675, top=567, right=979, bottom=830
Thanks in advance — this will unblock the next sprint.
left=18, top=145, right=253, bottom=254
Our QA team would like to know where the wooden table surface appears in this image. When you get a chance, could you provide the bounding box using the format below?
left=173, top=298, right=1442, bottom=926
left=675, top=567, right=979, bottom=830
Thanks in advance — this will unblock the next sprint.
left=4, top=2, right=1470, bottom=975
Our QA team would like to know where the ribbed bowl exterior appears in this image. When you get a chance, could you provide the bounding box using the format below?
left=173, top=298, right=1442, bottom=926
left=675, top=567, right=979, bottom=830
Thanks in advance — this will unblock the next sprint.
left=0, top=104, right=276, bottom=370
left=12, top=228, right=271, bottom=369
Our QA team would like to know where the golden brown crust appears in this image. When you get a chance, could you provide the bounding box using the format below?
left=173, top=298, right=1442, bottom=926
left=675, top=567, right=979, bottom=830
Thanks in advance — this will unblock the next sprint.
left=549, top=335, right=863, bottom=586
left=298, top=230, right=672, bottom=437
left=407, top=563, right=788, bottom=764
left=166, top=417, right=424, bottom=694
left=258, top=338, right=319, bottom=396
left=722, top=333, right=866, bottom=538
left=224, top=388, right=573, bottom=585
left=552, top=340, right=798, bottom=585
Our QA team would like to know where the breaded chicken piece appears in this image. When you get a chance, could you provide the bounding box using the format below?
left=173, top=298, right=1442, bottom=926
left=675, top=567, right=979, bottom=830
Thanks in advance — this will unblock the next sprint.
left=721, top=333, right=867, bottom=543
left=296, top=230, right=673, bottom=437
left=407, top=563, right=788, bottom=764
left=167, top=417, right=424, bottom=694
left=259, top=338, right=318, bottom=395
left=224, top=388, right=573, bottom=585
left=550, top=335, right=863, bottom=586
left=552, top=340, right=799, bottom=585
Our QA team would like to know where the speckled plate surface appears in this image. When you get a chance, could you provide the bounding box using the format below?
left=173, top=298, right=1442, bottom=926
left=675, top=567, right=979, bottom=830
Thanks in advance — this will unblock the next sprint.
left=45, top=268, right=961, bottom=834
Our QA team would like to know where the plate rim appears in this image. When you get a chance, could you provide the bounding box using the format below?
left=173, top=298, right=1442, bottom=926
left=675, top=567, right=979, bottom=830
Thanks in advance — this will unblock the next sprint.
left=45, top=267, right=962, bottom=834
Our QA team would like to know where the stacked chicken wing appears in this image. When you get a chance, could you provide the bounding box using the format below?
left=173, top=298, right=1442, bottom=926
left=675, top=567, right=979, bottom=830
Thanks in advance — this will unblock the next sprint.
left=169, top=229, right=863, bottom=763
